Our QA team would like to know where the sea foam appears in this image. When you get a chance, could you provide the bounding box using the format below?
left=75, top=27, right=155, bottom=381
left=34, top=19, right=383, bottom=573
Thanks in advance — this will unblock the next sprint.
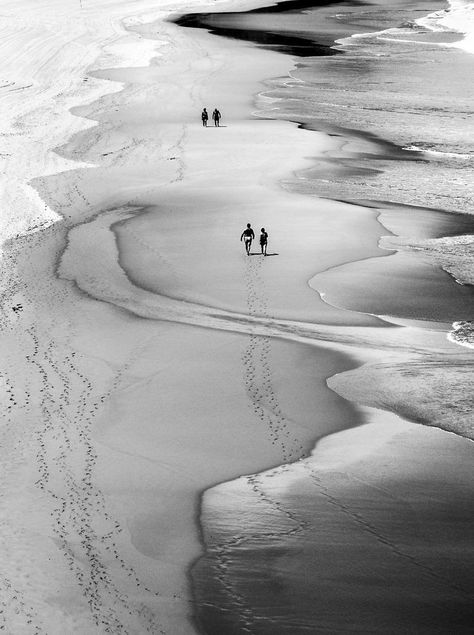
left=417, top=0, right=474, bottom=53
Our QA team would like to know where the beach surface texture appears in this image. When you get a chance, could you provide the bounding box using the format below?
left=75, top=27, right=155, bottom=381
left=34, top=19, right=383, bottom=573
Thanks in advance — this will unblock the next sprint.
left=0, top=0, right=473, bottom=633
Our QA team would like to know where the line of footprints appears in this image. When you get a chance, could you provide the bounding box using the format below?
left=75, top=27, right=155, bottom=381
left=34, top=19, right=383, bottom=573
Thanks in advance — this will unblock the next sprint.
left=0, top=176, right=166, bottom=633
left=19, top=323, right=165, bottom=634
left=242, top=256, right=304, bottom=464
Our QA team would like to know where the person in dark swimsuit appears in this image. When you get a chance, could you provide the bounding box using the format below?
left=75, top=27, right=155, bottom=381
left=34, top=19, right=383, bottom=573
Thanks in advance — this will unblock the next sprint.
left=201, top=108, right=208, bottom=126
left=212, top=108, right=221, bottom=126
left=240, top=223, right=255, bottom=255
left=259, top=227, right=268, bottom=255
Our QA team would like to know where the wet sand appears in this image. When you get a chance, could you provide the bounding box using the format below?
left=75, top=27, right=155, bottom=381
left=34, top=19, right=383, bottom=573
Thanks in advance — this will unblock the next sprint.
left=168, top=1, right=474, bottom=632
left=0, top=0, right=388, bottom=631
left=195, top=418, right=474, bottom=634
left=0, top=0, right=473, bottom=632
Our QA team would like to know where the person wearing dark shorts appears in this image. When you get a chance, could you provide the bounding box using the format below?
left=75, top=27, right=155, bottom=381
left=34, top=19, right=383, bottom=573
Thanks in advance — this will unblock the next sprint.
left=201, top=108, right=208, bottom=126
left=240, top=223, right=255, bottom=255
left=212, top=108, right=221, bottom=126
left=260, top=227, right=268, bottom=255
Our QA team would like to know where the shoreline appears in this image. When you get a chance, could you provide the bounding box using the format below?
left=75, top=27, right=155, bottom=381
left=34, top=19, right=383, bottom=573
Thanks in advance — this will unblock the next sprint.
left=15, top=0, right=382, bottom=619
left=0, top=0, right=473, bottom=632
left=195, top=411, right=474, bottom=633
left=164, top=0, right=474, bottom=632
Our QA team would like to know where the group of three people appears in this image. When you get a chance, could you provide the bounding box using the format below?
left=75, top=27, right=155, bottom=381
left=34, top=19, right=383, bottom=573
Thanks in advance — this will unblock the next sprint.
left=241, top=223, right=268, bottom=256
left=201, top=108, right=221, bottom=126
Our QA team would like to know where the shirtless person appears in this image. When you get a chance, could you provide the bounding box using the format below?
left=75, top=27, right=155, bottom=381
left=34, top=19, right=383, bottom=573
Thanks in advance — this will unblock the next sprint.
left=240, top=223, right=255, bottom=255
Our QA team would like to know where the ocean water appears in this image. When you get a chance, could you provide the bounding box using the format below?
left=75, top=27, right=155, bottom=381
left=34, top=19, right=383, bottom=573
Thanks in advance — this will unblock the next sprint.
left=174, top=0, right=474, bottom=319
left=178, top=0, right=474, bottom=632
left=259, top=0, right=474, bottom=347
left=258, top=0, right=474, bottom=217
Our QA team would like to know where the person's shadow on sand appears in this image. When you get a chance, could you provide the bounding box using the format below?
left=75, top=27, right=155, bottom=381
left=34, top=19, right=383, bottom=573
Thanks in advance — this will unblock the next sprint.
left=249, top=252, right=278, bottom=256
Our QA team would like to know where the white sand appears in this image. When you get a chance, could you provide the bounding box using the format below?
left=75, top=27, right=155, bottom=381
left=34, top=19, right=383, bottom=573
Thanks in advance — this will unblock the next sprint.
left=1, top=0, right=473, bottom=633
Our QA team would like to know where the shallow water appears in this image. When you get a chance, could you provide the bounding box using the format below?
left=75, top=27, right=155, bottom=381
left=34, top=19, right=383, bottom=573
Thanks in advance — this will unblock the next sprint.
left=255, top=3, right=474, bottom=214
left=174, top=0, right=474, bottom=213
left=182, top=0, right=474, bottom=632
left=193, top=423, right=474, bottom=634
left=311, top=206, right=474, bottom=323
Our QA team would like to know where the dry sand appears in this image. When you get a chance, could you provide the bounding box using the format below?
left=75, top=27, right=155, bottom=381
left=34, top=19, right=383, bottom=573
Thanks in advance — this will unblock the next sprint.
left=0, top=0, right=473, bottom=633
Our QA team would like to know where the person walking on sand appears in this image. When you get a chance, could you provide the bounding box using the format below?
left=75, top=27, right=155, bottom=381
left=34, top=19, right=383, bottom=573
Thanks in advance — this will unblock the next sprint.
left=240, top=223, right=255, bottom=255
left=260, top=227, right=268, bottom=255
left=201, top=108, right=208, bottom=127
left=212, top=108, right=221, bottom=127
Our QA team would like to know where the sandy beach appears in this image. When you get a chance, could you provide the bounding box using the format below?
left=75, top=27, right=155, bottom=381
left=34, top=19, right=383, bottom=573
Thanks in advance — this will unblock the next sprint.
left=0, top=0, right=473, bottom=632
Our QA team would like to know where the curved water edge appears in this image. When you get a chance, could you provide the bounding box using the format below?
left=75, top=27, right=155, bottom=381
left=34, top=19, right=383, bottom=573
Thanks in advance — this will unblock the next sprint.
left=1, top=0, right=472, bottom=632
left=15, top=5, right=387, bottom=632
left=62, top=0, right=474, bottom=631
left=308, top=205, right=474, bottom=327
left=170, top=0, right=474, bottom=632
